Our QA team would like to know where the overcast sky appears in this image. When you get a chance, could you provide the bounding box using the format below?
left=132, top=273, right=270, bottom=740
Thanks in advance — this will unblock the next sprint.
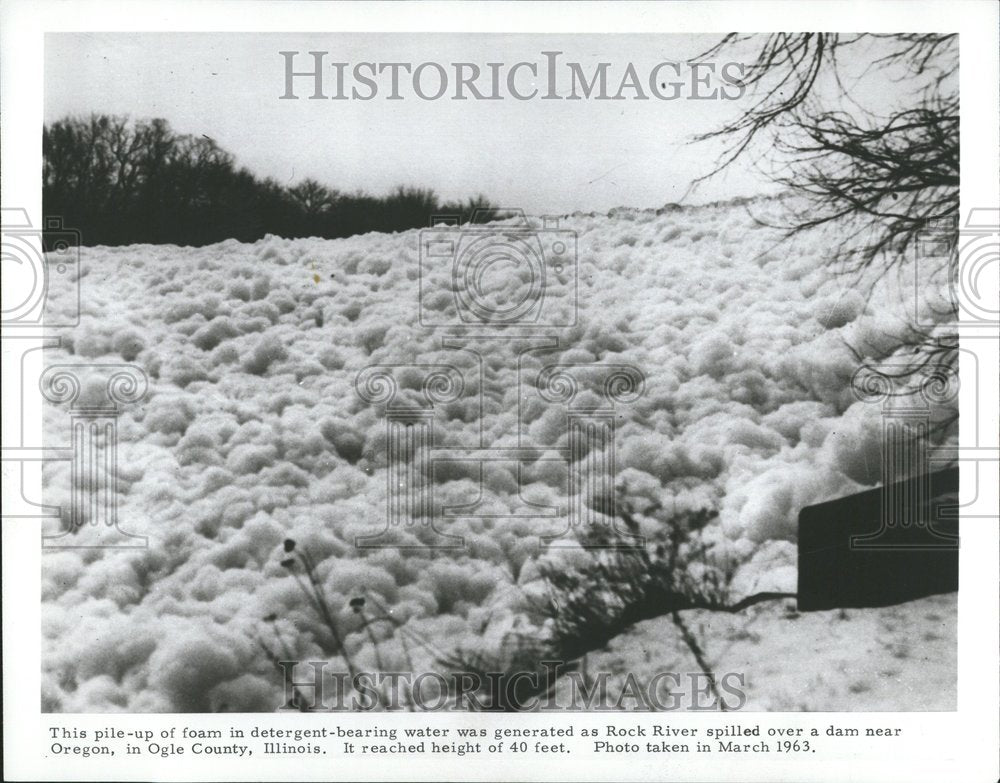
left=45, top=33, right=778, bottom=213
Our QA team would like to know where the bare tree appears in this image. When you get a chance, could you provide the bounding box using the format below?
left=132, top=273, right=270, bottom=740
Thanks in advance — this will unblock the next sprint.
left=44, top=114, right=497, bottom=245
left=288, top=177, right=338, bottom=217
left=693, top=34, right=959, bottom=383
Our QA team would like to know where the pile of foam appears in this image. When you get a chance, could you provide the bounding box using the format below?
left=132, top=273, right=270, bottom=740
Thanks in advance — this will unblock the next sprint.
left=40, top=197, right=955, bottom=711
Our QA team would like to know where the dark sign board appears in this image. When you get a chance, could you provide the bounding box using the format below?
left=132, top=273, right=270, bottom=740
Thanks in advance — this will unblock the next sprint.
left=797, top=467, right=959, bottom=611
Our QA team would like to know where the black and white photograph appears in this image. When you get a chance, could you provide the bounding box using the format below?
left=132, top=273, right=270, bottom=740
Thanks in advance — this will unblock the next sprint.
left=2, top=2, right=998, bottom=781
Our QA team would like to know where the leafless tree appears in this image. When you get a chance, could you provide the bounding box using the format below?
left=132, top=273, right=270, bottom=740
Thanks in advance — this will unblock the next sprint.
left=288, top=178, right=338, bottom=217
left=694, top=33, right=959, bottom=387
left=43, top=113, right=495, bottom=244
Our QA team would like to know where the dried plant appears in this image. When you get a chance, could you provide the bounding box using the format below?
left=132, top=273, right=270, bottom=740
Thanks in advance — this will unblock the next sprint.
left=532, top=493, right=793, bottom=707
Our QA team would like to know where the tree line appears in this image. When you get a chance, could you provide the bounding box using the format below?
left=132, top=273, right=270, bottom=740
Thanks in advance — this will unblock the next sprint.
left=43, top=115, right=494, bottom=246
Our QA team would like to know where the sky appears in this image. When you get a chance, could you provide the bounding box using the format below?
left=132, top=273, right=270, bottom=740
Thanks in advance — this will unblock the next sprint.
left=44, top=33, right=773, bottom=213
